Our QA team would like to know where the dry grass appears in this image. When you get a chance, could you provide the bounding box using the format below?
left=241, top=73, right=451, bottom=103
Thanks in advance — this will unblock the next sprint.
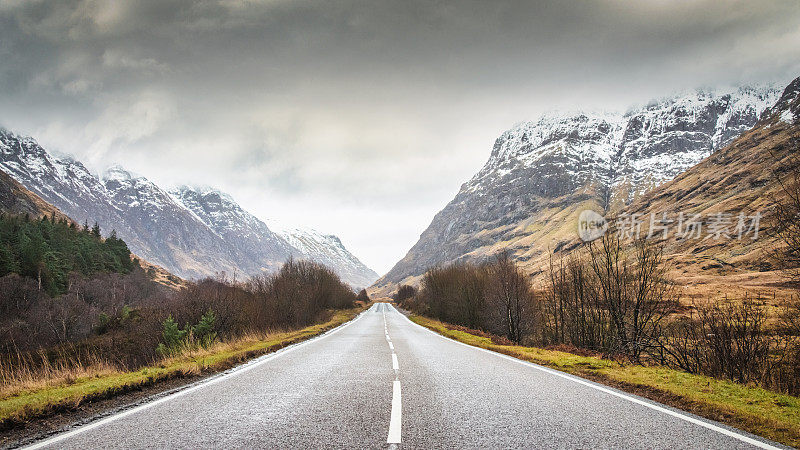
left=0, top=306, right=365, bottom=429
left=0, top=352, right=121, bottom=399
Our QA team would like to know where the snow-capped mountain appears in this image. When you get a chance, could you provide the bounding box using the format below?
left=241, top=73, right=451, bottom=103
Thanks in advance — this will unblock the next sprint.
left=271, top=225, right=379, bottom=289
left=173, top=186, right=379, bottom=288
left=169, top=186, right=294, bottom=275
left=0, top=133, right=378, bottom=285
left=100, top=166, right=243, bottom=278
left=614, top=85, right=779, bottom=192
left=467, top=85, right=780, bottom=204
left=375, top=83, right=782, bottom=290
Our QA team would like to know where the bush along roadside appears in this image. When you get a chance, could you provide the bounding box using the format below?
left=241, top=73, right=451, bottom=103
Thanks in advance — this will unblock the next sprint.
left=408, top=314, right=800, bottom=448
left=0, top=306, right=366, bottom=432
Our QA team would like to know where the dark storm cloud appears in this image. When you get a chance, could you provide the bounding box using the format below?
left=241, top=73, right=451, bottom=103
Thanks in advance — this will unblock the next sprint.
left=0, top=0, right=798, bottom=272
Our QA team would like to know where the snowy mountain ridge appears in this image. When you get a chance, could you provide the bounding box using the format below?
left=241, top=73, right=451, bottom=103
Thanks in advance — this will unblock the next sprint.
left=0, top=131, right=378, bottom=287
left=470, top=84, right=781, bottom=198
left=375, top=82, right=784, bottom=291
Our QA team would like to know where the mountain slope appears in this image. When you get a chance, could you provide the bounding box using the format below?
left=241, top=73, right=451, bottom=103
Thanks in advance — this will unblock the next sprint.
left=100, top=166, right=245, bottom=279
left=616, top=76, right=800, bottom=294
left=170, top=186, right=295, bottom=275
left=0, top=134, right=377, bottom=283
left=0, top=134, right=244, bottom=279
left=0, top=131, right=130, bottom=239
left=374, top=84, right=781, bottom=292
left=274, top=226, right=379, bottom=289
left=172, top=186, right=379, bottom=288
left=0, top=166, right=181, bottom=289
left=0, top=168, right=71, bottom=221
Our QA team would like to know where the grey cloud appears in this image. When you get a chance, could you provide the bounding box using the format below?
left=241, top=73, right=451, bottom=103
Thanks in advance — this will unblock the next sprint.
left=0, top=0, right=799, bottom=272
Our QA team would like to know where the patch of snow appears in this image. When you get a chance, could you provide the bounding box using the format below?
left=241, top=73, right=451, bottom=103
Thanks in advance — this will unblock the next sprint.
left=780, top=108, right=795, bottom=124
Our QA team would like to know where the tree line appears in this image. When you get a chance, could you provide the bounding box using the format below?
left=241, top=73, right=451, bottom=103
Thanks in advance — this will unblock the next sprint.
left=0, top=211, right=359, bottom=379
left=0, top=213, right=134, bottom=296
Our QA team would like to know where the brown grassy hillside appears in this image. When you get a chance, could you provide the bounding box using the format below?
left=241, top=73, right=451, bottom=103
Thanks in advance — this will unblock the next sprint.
left=0, top=170, right=72, bottom=222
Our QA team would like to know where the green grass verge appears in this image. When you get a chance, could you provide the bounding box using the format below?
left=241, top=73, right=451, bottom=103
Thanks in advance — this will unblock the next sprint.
left=0, top=307, right=364, bottom=430
left=410, top=314, right=800, bottom=448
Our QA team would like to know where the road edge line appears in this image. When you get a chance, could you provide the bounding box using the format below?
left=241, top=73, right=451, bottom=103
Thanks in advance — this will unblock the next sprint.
left=23, top=306, right=373, bottom=450
left=393, top=305, right=783, bottom=450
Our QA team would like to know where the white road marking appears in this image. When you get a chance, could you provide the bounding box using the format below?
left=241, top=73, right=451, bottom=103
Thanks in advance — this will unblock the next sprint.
left=24, top=306, right=373, bottom=450
left=392, top=353, right=399, bottom=370
left=393, top=304, right=781, bottom=450
left=389, top=342, right=394, bottom=351
left=387, top=379, right=402, bottom=444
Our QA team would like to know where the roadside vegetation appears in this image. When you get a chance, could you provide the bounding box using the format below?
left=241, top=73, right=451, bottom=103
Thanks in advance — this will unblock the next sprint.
left=395, top=156, right=800, bottom=446
left=0, top=217, right=364, bottom=429
left=0, top=308, right=362, bottom=430
left=409, top=314, right=800, bottom=447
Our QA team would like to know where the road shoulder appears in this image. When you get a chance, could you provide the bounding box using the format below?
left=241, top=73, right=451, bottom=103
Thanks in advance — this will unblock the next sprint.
left=1, top=306, right=368, bottom=448
left=408, top=313, right=800, bottom=449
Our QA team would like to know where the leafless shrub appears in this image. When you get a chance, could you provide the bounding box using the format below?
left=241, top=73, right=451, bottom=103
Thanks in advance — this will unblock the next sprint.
left=484, top=251, right=537, bottom=343
left=771, top=144, right=800, bottom=285
left=541, top=253, right=610, bottom=351
left=659, top=298, right=794, bottom=390
left=585, top=233, right=675, bottom=362
left=394, top=285, right=417, bottom=303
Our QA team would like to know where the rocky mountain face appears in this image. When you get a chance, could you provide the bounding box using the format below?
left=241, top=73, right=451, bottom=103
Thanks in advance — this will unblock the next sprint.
left=0, top=134, right=378, bottom=286
left=172, top=186, right=378, bottom=288
left=170, top=186, right=295, bottom=275
left=271, top=225, right=380, bottom=289
left=375, top=83, right=783, bottom=291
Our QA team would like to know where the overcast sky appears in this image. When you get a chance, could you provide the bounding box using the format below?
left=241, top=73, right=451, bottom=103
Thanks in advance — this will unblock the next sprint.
left=0, top=0, right=799, bottom=274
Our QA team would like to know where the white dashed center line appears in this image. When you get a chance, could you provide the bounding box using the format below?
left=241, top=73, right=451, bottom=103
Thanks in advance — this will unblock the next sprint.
left=383, top=306, right=402, bottom=445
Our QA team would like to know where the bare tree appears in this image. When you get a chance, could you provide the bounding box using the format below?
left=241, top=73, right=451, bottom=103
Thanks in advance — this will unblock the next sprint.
left=485, top=251, right=535, bottom=343
left=587, top=232, right=674, bottom=362
left=772, top=147, right=800, bottom=285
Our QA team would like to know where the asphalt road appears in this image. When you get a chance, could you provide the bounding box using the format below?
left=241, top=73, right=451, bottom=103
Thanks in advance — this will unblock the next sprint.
left=26, top=303, right=782, bottom=449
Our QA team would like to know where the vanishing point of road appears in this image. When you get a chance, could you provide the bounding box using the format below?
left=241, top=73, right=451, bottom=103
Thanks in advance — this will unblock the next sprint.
left=25, top=303, right=783, bottom=449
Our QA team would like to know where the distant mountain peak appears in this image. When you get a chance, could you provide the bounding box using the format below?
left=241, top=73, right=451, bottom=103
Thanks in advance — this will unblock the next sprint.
left=173, top=186, right=378, bottom=288
left=173, top=184, right=236, bottom=203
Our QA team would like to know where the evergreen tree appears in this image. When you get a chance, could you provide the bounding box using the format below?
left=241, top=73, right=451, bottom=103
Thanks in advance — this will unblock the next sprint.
left=0, top=214, right=134, bottom=295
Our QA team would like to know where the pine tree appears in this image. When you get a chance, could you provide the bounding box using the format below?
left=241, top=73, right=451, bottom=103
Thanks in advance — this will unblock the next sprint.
left=0, top=214, right=135, bottom=295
